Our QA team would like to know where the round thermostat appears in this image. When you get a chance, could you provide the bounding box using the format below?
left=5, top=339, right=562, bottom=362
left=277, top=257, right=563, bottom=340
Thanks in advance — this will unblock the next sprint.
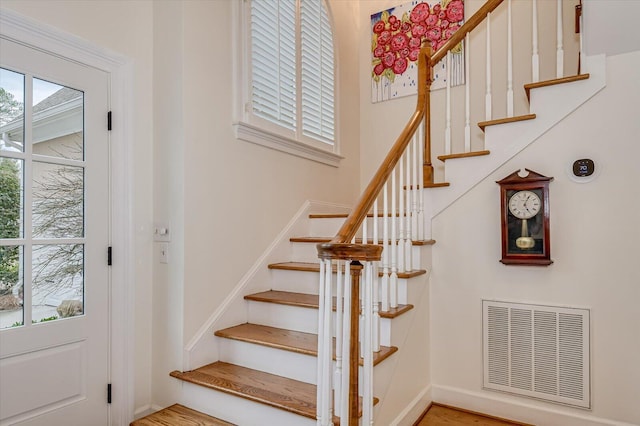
left=567, top=158, right=599, bottom=183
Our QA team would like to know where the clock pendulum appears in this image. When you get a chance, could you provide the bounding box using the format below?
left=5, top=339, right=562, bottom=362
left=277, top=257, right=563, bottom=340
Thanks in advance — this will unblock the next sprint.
left=508, top=190, right=541, bottom=250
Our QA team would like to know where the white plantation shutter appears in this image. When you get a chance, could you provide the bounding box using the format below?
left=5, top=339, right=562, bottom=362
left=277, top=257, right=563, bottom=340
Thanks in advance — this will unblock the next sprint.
left=249, top=0, right=334, bottom=144
left=251, top=0, right=297, bottom=130
left=301, top=0, right=335, bottom=143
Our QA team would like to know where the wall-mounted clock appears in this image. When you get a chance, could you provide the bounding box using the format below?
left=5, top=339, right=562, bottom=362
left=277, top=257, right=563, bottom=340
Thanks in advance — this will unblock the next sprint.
left=496, top=169, right=553, bottom=266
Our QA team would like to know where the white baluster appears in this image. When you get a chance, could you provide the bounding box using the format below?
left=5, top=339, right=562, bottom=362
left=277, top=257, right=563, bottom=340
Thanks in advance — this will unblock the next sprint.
left=339, top=261, right=351, bottom=423
left=333, top=261, right=343, bottom=416
left=556, top=0, right=564, bottom=78
left=373, top=259, right=380, bottom=352
left=579, top=2, right=585, bottom=73
left=445, top=51, right=452, bottom=155
left=362, top=212, right=368, bottom=244
left=398, top=157, right=405, bottom=273
left=418, top=127, right=425, bottom=241
left=390, top=169, right=398, bottom=309
left=532, top=0, right=539, bottom=82
left=405, top=147, right=412, bottom=272
left=362, top=261, right=374, bottom=426
left=373, top=198, right=378, bottom=246
left=507, top=0, right=514, bottom=117
left=464, top=33, right=471, bottom=152
left=381, top=184, right=389, bottom=312
left=485, top=12, right=492, bottom=121
left=411, top=136, right=419, bottom=241
left=316, top=259, right=332, bottom=426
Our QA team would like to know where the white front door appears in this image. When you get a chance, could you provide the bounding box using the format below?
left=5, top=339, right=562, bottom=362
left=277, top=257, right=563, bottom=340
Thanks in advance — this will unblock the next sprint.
left=0, top=38, right=110, bottom=425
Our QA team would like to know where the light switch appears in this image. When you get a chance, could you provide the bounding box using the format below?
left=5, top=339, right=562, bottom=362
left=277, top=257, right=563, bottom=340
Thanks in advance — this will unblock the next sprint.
left=159, top=242, right=169, bottom=264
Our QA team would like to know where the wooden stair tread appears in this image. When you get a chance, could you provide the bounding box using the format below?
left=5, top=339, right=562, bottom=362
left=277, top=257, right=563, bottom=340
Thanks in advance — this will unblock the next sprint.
left=215, top=323, right=398, bottom=366
left=437, top=150, right=490, bottom=162
left=524, top=73, right=590, bottom=100
left=424, top=182, right=450, bottom=188
left=290, top=236, right=436, bottom=246
left=130, top=404, right=235, bottom=426
left=245, top=290, right=414, bottom=319
left=170, top=362, right=376, bottom=422
left=268, top=261, right=427, bottom=278
left=477, top=114, right=536, bottom=131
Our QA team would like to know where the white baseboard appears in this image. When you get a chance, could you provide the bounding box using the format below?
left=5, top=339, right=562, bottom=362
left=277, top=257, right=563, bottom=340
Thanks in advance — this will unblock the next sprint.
left=132, top=404, right=164, bottom=420
left=389, top=385, right=432, bottom=426
left=431, top=385, right=637, bottom=426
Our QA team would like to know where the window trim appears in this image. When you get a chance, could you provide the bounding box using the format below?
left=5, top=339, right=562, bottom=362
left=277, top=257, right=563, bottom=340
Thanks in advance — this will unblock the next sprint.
left=232, top=0, right=343, bottom=167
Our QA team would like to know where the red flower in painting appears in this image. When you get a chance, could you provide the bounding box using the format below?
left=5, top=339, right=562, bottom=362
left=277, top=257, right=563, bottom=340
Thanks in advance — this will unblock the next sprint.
left=382, top=51, right=396, bottom=68
left=373, top=20, right=386, bottom=34
left=373, top=45, right=386, bottom=58
left=371, top=1, right=465, bottom=83
left=446, top=0, right=464, bottom=22
left=390, top=33, right=409, bottom=51
left=411, top=22, right=427, bottom=37
left=445, top=24, right=460, bottom=39
left=393, top=57, right=408, bottom=74
left=426, top=27, right=442, bottom=41
left=378, top=30, right=392, bottom=45
left=410, top=2, right=430, bottom=23
left=425, top=13, right=438, bottom=27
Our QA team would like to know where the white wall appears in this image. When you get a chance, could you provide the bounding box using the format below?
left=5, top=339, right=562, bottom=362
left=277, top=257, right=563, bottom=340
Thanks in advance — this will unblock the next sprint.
left=430, top=50, right=640, bottom=425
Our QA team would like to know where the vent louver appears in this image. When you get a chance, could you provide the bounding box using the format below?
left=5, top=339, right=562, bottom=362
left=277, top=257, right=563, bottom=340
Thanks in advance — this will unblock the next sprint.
left=483, top=300, right=590, bottom=408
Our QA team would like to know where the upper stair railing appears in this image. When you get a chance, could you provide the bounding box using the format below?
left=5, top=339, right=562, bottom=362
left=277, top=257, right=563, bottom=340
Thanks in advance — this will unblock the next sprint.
left=316, top=1, right=581, bottom=424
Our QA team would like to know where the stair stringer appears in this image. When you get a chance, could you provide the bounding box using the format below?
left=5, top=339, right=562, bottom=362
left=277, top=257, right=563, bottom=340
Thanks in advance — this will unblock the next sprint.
left=429, top=54, right=606, bottom=219
left=182, top=200, right=350, bottom=372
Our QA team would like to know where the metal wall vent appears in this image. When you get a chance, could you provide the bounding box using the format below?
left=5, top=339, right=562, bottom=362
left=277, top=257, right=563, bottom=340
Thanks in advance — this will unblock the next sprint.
left=482, top=300, right=590, bottom=408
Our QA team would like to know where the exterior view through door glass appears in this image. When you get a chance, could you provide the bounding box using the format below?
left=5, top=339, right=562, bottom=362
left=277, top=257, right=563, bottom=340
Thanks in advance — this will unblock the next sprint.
left=0, top=38, right=110, bottom=425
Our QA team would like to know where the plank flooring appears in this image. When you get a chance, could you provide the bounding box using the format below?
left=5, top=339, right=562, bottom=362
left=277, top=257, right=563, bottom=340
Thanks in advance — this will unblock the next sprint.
left=214, top=323, right=398, bottom=365
left=415, top=403, right=531, bottom=426
left=130, top=404, right=234, bottom=426
left=244, top=289, right=414, bottom=319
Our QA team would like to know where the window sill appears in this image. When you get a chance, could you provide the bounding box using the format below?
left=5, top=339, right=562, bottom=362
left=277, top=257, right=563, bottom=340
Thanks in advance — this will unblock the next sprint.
left=233, top=121, right=343, bottom=167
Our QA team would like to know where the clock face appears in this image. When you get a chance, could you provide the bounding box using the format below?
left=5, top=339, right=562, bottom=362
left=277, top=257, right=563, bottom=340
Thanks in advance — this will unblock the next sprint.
left=508, top=190, right=541, bottom=219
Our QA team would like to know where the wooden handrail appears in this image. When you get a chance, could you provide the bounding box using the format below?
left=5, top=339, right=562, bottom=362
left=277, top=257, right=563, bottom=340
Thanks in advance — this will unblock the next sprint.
left=325, top=43, right=430, bottom=247
left=321, top=0, right=505, bottom=250
left=431, top=0, right=504, bottom=66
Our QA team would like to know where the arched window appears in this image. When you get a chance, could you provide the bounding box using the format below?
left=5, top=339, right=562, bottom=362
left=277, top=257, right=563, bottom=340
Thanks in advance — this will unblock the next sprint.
left=233, top=0, right=341, bottom=166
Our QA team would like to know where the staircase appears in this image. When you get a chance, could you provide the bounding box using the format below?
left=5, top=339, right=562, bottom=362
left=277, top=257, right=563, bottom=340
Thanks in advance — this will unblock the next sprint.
left=139, top=1, right=609, bottom=425
left=166, top=211, right=433, bottom=425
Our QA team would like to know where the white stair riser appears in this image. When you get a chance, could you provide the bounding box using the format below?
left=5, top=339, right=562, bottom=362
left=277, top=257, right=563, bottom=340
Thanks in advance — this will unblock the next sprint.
left=269, top=269, right=417, bottom=305
left=247, top=301, right=397, bottom=347
left=181, top=381, right=316, bottom=426
left=309, top=217, right=345, bottom=236
left=219, top=338, right=317, bottom=384
left=219, top=337, right=395, bottom=391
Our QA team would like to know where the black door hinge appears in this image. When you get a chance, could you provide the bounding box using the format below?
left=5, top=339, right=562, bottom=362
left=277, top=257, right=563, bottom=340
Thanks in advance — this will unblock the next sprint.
left=107, top=111, right=112, bottom=131
left=107, top=246, right=112, bottom=266
left=107, top=383, right=112, bottom=404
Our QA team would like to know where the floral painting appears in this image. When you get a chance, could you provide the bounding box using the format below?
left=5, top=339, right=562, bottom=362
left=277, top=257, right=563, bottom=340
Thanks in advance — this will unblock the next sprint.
left=371, top=0, right=465, bottom=103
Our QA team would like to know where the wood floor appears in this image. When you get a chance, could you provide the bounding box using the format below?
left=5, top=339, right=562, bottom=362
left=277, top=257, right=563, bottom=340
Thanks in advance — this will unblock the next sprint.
left=130, top=404, right=234, bottom=426
left=415, top=403, right=530, bottom=426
